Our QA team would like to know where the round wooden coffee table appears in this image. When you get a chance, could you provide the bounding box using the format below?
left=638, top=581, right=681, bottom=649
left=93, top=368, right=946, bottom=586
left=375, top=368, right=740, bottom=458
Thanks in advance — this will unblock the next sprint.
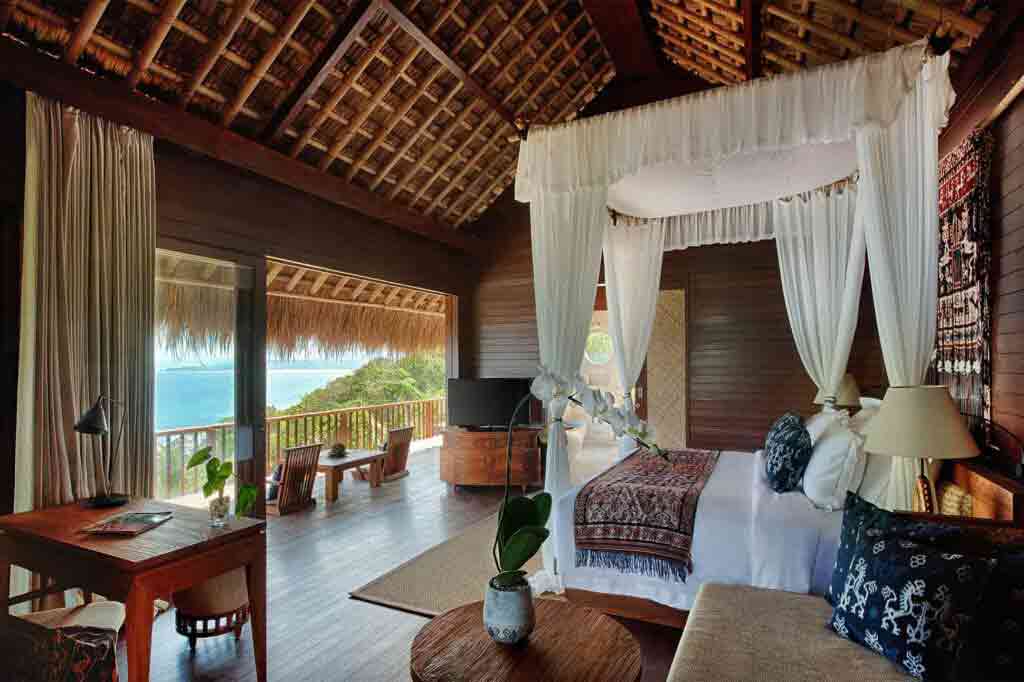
left=410, top=599, right=642, bottom=681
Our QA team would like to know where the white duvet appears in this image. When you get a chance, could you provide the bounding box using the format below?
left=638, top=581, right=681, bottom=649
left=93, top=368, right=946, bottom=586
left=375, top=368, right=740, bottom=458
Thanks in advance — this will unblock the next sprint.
left=554, top=450, right=842, bottom=611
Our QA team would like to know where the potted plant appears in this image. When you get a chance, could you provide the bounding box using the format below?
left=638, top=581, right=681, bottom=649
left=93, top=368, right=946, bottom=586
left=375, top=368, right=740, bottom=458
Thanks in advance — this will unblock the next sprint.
left=186, top=447, right=259, bottom=527
left=485, top=395, right=552, bottom=645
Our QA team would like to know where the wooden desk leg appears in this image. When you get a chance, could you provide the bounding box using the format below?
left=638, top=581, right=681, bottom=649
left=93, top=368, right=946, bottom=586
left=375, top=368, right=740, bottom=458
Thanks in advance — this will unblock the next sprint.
left=246, top=540, right=268, bottom=682
left=125, top=581, right=154, bottom=682
left=325, top=469, right=339, bottom=503
left=371, top=459, right=383, bottom=488
left=0, top=556, right=10, bottom=614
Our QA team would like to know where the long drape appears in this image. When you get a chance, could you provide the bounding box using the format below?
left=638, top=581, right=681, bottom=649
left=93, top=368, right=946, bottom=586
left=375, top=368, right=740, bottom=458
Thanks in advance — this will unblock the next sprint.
left=528, top=188, right=607, bottom=592
left=775, top=185, right=864, bottom=401
left=857, top=56, right=951, bottom=510
left=604, top=220, right=665, bottom=458
left=26, top=93, right=156, bottom=507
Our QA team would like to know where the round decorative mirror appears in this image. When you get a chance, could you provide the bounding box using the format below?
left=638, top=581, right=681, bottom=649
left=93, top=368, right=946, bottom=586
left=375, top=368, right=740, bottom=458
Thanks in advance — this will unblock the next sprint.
left=584, top=330, right=613, bottom=365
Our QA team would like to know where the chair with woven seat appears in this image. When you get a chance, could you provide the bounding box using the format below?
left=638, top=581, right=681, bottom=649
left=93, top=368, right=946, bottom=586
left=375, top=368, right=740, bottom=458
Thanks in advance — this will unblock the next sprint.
left=1, top=601, right=126, bottom=682
left=173, top=567, right=249, bottom=653
left=266, top=442, right=322, bottom=515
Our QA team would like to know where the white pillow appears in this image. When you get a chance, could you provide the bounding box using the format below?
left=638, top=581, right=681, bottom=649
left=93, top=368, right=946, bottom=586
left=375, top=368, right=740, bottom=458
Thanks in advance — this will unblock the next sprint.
left=804, top=410, right=842, bottom=446
left=858, top=453, right=891, bottom=508
left=802, top=422, right=866, bottom=511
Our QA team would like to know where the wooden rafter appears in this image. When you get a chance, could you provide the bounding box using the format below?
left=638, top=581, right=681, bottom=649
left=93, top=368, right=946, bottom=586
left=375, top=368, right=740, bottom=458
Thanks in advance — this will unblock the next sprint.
left=651, top=12, right=745, bottom=65
left=744, top=0, right=764, bottom=79
left=222, top=0, right=317, bottom=127
left=810, top=0, right=919, bottom=44
left=180, top=0, right=256, bottom=106
left=309, top=271, right=330, bottom=295
left=269, top=289, right=444, bottom=317
left=652, top=0, right=744, bottom=49
left=764, top=27, right=837, bottom=64
left=127, top=0, right=187, bottom=88
left=64, top=0, right=110, bottom=64
left=350, top=279, right=370, bottom=301
left=764, top=3, right=870, bottom=56
left=266, top=262, right=284, bottom=287
left=764, top=47, right=800, bottom=72
left=330, top=276, right=351, bottom=298
left=289, top=23, right=398, bottom=157
left=665, top=46, right=734, bottom=83
left=689, top=0, right=743, bottom=24
left=267, top=0, right=379, bottom=142
left=899, top=0, right=984, bottom=38
left=345, top=2, right=500, bottom=182
left=285, top=267, right=308, bottom=292
left=378, top=0, right=518, bottom=130
left=318, top=3, right=457, bottom=172
left=659, top=29, right=746, bottom=80
left=425, top=111, right=503, bottom=213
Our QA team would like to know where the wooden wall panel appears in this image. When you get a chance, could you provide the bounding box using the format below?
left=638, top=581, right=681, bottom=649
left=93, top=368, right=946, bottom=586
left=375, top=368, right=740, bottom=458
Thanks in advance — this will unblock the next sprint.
left=990, top=94, right=1024, bottom=442
left=467, top=194, right=886, bottom=451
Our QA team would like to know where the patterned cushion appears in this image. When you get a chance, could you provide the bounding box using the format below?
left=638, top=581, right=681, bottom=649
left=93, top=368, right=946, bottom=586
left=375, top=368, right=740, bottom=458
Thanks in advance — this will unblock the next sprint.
left=762, top=413, right=812, bottom=493
left=828, top=493, right=890, bottom=606
left=829, top=537, right=995, bottom=680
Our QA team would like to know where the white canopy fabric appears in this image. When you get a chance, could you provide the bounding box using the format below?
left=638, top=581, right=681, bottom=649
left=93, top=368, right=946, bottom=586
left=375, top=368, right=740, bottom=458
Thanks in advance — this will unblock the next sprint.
left=519, top=42, right=954, bottom=592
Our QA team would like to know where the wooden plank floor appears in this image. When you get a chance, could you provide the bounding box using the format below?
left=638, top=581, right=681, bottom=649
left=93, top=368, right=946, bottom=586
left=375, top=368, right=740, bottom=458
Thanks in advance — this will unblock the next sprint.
left=120, top=447, right=681, bottom=681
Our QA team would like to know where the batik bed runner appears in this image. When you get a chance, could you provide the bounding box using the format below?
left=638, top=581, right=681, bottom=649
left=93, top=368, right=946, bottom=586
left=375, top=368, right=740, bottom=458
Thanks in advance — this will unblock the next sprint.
left=574, top=447, right=720, bottom=582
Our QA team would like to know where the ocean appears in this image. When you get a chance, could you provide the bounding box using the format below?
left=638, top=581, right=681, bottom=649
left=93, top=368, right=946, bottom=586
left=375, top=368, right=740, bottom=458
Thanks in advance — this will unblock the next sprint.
left=156, top=368, right=352, bottom=430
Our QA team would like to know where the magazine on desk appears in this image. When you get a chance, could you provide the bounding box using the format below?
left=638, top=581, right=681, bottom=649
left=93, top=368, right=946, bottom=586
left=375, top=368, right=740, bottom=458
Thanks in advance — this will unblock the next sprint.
left=83, top=511, right=173, bottom=536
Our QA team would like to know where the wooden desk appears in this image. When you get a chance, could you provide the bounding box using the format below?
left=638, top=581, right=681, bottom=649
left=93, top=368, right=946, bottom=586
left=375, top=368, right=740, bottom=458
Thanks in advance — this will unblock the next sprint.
left=318, top=448, right=388, bottom=503
left=0, top=500, right=267, bottom=682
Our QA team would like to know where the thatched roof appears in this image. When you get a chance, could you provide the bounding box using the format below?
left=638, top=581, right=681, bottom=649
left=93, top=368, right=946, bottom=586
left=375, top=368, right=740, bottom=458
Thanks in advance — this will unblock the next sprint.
left=649, top=1, right=994, bottom=84
left=3, top=0, right=615, bottom=228
left=156, top=252, right=446, bottom=358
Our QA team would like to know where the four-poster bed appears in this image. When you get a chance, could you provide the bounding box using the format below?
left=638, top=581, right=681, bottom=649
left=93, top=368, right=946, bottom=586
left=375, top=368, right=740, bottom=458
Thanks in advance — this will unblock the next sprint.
left=514, top=40, right=961, bottom=613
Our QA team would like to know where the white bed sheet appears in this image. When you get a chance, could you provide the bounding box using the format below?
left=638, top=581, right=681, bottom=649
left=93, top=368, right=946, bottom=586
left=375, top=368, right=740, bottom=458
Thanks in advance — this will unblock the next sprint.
left=555, top=450, right=842, bottom=611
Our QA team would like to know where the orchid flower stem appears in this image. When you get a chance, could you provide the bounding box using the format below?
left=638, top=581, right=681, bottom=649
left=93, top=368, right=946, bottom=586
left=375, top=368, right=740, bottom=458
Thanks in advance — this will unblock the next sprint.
left=565, top=395, right=667, bottom=459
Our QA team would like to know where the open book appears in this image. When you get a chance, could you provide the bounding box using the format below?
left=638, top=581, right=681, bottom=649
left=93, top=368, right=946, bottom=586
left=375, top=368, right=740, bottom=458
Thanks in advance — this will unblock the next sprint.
left=83, top=511, right=173, bottom=536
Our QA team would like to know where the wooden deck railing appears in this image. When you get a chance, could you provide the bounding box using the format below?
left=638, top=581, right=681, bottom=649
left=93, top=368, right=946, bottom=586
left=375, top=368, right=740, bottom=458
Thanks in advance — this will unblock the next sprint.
left=154, top=397, right=446, bottom=500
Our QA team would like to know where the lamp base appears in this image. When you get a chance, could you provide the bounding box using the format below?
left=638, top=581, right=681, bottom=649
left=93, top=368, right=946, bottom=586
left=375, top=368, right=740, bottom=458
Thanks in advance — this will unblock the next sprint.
left=82, top=493, right=130, bottom=509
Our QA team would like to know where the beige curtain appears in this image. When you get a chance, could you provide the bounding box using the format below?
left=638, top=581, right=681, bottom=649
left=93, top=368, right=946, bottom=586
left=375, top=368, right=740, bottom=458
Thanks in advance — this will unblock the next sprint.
left=25, top=92, right=156, bottom=506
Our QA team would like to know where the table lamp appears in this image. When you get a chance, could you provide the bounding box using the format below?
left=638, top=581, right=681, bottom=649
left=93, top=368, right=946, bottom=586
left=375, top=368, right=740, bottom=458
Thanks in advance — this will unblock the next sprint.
left=74, top=394, right=130, bottom=508
left=813, top=373, right=861, bottom=410
left=863, top=385, right=980, bottom=513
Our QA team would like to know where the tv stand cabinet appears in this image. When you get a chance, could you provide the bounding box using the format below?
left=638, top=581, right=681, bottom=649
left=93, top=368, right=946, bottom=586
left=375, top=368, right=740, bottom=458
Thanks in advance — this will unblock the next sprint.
left=440, top=427, right=544, bottom=491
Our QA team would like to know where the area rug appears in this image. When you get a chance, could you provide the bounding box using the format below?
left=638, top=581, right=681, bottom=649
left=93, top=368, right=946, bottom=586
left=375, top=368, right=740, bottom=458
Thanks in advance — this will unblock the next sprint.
left=350, top=512, right=543, bottom=618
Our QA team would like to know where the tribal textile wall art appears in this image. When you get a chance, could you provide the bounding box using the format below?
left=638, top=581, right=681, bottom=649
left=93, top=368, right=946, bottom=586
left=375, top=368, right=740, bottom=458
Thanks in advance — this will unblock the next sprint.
left=933, top=129, right=995, bottom=424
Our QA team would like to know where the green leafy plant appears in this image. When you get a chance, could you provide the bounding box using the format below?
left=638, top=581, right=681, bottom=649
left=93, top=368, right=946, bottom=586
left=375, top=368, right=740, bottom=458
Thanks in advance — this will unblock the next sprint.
left=186, top=447, right=259, bottom=516
left=491, top=394, right=552, bottom=589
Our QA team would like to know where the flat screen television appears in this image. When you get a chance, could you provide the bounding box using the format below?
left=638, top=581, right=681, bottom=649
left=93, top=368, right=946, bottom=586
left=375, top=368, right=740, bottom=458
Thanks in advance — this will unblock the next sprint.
left=447, top=378, right=533, bottom=429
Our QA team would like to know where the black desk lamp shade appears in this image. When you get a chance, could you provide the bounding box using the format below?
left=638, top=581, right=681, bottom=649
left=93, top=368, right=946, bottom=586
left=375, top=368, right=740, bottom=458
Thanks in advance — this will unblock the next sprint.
left=74, top=395, right=129, bottom=508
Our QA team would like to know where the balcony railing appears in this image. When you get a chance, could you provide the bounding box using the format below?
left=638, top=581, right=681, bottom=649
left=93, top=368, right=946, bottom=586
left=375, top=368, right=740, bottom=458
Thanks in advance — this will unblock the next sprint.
left=154, top=397, right=446, bottom=500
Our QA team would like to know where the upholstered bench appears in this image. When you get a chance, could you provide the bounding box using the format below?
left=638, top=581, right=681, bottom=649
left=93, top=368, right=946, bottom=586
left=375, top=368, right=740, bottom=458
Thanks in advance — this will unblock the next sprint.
left=668, top=583, right=910, bottom=682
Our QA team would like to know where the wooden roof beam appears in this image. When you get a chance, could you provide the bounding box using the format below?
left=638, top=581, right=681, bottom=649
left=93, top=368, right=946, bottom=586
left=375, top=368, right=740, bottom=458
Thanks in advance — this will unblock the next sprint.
left=330, top=276, right=351, bottom=298
left=899, top=0, right=984, bottom=38
left=350, top=279, right=370, bottom=301
left=425, top=111, right=504, bottom=213
left=180, top=0, right=256, bottom=106
left=764, top=48, right=801, bottom=72
left=651, top=12, right=745, bottom=64
left=65, top=0, right=110, bottom=64
left=378, top=0, right=518, bottom=131
left=764, top=27, right=838, bottom=64
left=745, top=0, right=764, bottom=79
left=689, top=0, right=744, bottom=24
left=658, top=30, right=747, bottom=81
left=289, top=24, right=397, bottom=157
left=811, top=0, right=920, bottom=44
left=222, top=0, right=316, bottom=127
left=664, top=46, right=735, bottom=84
left=309, top=271, right=330, bottom=295
left=266, top=262, right=284, bottom=287
left=764, top=3, right=870, bottom=56
left=285, top=267, right=308, bottom=292
left=651, top=0, right=745, bottom=49
left=266, top=0, right=379, bottom=143
left=346, top=1, right=505, bottom=182
left=127, top=0, right=188, bottom=89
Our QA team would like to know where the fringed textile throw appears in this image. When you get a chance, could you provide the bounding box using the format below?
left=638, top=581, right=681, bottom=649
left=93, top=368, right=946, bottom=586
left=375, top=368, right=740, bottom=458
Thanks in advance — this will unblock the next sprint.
left=574, top=448, right=719, bottom=582
left=934, top=129, right=995, bottom=423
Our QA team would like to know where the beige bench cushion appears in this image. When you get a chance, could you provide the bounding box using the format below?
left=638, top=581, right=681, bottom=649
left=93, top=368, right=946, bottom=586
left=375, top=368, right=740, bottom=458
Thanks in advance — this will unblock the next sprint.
left=20, top=601, right=125, bottom=632
left=669, top=583, right=910, bottom=682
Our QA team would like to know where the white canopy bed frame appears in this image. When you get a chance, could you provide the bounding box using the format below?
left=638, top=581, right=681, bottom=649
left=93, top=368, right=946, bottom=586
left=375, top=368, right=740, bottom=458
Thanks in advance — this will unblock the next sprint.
left=515, top=41, right=963, bottom=614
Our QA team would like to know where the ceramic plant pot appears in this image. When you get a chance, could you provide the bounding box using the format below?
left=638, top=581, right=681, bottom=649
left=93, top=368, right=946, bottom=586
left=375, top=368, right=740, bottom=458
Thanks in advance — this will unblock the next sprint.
left=483, top=578, right=535, bottom=645
left=209, top=495, right=230, bottom=528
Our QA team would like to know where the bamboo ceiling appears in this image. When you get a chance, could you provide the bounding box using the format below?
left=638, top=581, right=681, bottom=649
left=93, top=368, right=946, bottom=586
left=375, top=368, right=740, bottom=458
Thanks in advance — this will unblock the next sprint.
left=3, top=0, right=615, bottom=227
left=649, top=1, right=995, bottom=85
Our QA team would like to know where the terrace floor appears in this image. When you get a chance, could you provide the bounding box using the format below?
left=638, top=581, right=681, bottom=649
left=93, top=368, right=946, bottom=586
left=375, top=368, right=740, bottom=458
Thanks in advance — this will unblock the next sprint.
left=118, top=444, right=680, bottom=681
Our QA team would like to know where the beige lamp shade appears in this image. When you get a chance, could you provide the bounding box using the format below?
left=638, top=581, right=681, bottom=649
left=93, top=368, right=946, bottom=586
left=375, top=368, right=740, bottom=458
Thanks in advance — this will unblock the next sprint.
left=813, top=374, right=861, bottom=407
left=863, top=385, right=980, bottom=461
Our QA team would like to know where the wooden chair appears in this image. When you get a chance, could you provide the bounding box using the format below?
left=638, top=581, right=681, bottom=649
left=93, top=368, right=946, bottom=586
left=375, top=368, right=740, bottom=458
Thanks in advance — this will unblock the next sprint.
left=354, top=426, right=414, bottom=482
left=266, top=442, right=322, bottom=516
left=173, top=567, right=249, bottom=653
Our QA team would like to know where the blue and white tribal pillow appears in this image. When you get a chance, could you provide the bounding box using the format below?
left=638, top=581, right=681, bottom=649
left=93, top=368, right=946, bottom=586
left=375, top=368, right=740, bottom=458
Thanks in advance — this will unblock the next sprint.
left=828, top=536, right=995, bottom=680
left=762, top=413, right=812, bottom=493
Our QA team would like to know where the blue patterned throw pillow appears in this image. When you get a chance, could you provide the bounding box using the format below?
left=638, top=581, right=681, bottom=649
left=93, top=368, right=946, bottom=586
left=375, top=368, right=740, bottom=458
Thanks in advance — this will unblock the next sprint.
left=829, top=537, right=994, bottom=680
left=827, top=492, right=890, bottom=606
left=762, top=413, right=812, bottom=493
